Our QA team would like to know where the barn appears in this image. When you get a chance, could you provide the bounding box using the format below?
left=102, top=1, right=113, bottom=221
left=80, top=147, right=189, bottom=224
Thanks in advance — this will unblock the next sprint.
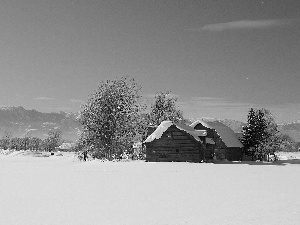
left=190, top=120, right=244, bottom=161
left=144, top=121, right=207, bottom=162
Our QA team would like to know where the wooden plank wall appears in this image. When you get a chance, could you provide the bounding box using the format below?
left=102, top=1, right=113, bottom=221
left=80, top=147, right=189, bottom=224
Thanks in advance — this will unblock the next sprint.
left=225, top=148, right=244, bottom=161
left=205, top=144, right=214, bottom=160
left=145, top=125, right=204, bottom=162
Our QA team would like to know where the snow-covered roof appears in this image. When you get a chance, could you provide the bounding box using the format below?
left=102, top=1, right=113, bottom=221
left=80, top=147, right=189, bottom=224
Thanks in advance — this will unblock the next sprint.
left=206, top=138, right=215, bottom=145
left=190, top=120, right=243, bottom=148
left=144, top=121, right=207, bottom=143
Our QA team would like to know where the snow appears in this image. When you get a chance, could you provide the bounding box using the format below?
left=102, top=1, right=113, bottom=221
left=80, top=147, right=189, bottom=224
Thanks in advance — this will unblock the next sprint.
left=144, top=121, right=207, bottom=143
left=144, top=121, right=173, bottom=143
left=58, top=142, right=74, bottom=150
left=206, top=137, right=215, bottom=144
left=0, top=153, right=300, bottom=225
left=277, top=152, right=300, bottom=160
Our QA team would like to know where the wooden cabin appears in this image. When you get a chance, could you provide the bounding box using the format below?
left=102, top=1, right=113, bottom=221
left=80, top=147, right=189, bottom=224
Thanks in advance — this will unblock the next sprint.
left=144, top=121, right=207, bottom=162
left=190, top=120, right=244, bottom=161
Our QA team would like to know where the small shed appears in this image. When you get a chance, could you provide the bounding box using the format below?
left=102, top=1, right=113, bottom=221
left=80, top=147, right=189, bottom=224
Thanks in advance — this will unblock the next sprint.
left=144, top=121, right=207, bottom=162
left=190, top=120, right=244, bottom=161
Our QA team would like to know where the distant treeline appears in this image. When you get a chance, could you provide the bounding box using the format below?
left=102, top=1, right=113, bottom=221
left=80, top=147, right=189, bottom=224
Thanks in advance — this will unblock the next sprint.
left=0, top=129, right=62, bottom=151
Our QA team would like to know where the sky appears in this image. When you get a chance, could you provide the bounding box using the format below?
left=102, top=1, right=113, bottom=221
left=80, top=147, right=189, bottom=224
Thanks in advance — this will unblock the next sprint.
left=0, top=0, right=300, bottom=123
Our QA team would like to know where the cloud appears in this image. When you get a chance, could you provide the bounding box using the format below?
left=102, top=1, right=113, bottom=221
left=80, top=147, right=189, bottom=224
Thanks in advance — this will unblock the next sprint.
left=201, top=19, right=295, bottom=31
left=33, top=97, right=54, bottom=100
left=177, top=96, right=254, bottom=122
left=70, top=99, right=85, bottom=104
left=262, top=102, right=300, bottom=123
left=50, top=107, right=73, bottom=111
left=143, top=93, right=156, bottom=98
left=179, top=96, right=252, bottom=108
left=178, top=97, right=300, bottom=123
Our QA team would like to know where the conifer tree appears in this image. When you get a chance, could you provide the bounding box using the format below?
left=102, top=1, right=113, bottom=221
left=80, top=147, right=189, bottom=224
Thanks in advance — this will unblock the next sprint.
left=242, top=108, right=280, bottom=160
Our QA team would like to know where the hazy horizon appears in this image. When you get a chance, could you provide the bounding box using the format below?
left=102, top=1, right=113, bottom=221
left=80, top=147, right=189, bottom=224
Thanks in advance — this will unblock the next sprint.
left=1, top=104, right=299, bottom=125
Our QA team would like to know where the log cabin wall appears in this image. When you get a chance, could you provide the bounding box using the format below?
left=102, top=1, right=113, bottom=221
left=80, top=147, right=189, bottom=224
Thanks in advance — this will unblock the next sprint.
left=145, top=125, right=204, bottom=162
left=225, top=148, right=244, bottom=161
left=214, top=148, right=244, bottom=161
left=205, top=144, right=215, bottom=160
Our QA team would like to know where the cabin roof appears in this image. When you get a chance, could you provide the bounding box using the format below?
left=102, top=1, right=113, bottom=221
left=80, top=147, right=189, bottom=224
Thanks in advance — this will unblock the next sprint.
left=190, top=120, right=243, bottom=148
left=206, top=138, right=215, bottom=144
left=144, top=121, right=207, bottom=143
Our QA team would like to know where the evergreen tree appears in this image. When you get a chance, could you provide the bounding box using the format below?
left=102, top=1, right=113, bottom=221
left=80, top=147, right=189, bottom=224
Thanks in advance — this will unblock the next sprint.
left=242, top=108, right=280, bottom=160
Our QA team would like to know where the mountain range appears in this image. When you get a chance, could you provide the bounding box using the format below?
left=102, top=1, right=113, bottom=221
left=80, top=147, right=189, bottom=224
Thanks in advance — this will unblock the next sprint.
left=0, top=106, right=300, bottom=143
left=277, top=122, right=300, bottom=142
left=0, top=106, right=80, bottom=142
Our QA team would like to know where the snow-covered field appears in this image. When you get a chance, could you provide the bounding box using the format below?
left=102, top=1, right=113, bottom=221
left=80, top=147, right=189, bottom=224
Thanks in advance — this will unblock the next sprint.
left=1, top=152, right=300, bottom=225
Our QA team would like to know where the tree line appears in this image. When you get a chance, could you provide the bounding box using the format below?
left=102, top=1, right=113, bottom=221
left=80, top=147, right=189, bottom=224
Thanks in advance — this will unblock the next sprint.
left=0, top=129, right=62, bottom=152
left=1, top=76, right=296, bottom=161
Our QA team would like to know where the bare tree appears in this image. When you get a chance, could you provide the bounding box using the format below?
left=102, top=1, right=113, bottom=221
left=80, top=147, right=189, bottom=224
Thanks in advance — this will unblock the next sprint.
left=43, top=129, right=62, bottom=152
left=0, top=131, right=12, bottom=150
left=148, top=91, right=183, bottom=126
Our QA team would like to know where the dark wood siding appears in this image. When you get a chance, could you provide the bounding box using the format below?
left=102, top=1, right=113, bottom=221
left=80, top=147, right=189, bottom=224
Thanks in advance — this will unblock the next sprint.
left=225, top=148, right=244, bottom=161
left=145, top=125, right=204, bottom=162
left=205, top=144, right=215, bottom=160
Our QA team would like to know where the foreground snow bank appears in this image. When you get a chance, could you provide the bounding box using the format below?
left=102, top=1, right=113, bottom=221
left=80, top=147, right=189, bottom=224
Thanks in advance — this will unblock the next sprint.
left=0, top=156, right=299, bottom=225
